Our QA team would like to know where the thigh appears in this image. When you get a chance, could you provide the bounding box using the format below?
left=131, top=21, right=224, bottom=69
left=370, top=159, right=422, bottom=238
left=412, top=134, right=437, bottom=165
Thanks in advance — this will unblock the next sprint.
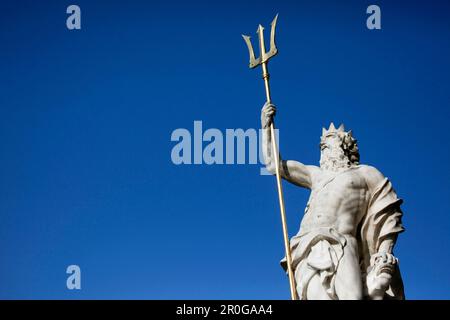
left=296, top=260, right=332, bottom=300
left=334, top=238, right=363, bottom=300
left=306, top=273, right=333, bottom=300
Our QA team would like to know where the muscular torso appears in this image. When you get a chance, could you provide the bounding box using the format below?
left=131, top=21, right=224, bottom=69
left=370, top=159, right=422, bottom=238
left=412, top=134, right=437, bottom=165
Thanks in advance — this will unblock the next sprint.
left=299, top=167, right=370, bottom=237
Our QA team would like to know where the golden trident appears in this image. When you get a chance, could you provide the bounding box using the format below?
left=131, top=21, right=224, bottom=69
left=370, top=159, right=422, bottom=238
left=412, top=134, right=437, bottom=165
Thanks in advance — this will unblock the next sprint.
left=242, top=14, right=298, bottom=300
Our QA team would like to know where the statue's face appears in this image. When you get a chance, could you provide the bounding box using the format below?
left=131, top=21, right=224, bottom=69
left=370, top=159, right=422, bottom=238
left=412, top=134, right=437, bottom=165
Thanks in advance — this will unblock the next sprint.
left=320, top=135, right=340, bottom=153
left=319, top=135, right=348, bottom=171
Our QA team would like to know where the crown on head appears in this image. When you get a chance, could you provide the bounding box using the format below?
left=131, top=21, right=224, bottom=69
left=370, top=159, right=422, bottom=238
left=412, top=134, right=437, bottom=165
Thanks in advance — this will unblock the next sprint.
left=321, top=122, right=352, bottom=140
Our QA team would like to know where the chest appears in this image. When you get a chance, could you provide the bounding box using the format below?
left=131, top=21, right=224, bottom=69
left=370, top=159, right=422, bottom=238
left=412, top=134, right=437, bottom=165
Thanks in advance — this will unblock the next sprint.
left=311, top=170, right=367, bottom=199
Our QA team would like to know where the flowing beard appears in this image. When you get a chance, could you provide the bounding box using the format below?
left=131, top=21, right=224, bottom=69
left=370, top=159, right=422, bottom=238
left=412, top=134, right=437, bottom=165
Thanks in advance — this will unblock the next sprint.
left=320, top=148, right=351, bottom=172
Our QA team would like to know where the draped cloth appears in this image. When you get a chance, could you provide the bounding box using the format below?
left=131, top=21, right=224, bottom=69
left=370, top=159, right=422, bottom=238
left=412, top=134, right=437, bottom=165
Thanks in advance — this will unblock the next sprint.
left=358, top=177, right=405, bottom=299
left=281, top=175, right=405, bottom=300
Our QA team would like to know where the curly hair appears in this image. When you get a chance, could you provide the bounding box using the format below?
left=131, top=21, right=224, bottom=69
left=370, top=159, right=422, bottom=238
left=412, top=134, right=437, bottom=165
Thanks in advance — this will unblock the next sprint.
left=340, top=131, right=360, bottom=165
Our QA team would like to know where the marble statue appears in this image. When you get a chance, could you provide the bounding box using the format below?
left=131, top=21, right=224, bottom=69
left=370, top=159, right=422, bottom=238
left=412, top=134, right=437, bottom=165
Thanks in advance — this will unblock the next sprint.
left=261, top=103, right=405, bottom=300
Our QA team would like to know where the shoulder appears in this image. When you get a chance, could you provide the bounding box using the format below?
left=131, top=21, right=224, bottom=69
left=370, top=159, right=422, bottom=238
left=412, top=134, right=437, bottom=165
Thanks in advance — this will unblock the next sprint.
left=306, top=165, right=322, bottom=182
left=306, top=164, right=321, bottom=174
left=357, top=165, right=386, bottom=189
left=358, top=164, right=384, bottom=178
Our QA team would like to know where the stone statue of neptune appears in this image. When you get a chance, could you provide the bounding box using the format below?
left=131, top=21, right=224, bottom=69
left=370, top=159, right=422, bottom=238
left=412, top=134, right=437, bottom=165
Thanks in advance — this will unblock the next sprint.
left=261, top=103, right=405, bottom=300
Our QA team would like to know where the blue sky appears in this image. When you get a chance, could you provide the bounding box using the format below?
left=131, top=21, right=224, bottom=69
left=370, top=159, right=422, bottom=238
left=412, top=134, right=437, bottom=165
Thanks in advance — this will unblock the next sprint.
left=0, top=0, right=449, bottom=299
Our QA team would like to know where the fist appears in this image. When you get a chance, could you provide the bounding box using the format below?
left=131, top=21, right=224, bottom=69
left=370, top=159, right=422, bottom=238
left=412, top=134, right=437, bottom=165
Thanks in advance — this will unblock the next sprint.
left=367, top=252, right=398, bottom=300
left=370, top=251, right=398, bottom=266
left=261, top=102, right=276, bottom=128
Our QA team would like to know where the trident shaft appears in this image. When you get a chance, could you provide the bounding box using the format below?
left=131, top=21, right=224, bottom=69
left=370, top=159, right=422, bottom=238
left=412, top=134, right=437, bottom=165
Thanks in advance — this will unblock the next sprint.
left=242, top=15, right=298, bottom=300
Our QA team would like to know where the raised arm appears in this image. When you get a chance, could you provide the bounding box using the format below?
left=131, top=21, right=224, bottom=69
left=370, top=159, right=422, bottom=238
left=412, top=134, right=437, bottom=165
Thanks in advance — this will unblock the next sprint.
left=261, top=103, right=319, bottom=189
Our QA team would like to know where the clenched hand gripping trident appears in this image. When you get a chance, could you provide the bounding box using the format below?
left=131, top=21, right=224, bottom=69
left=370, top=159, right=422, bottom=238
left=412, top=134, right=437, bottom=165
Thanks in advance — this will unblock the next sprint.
left=242, top=15, right=298, bottom=300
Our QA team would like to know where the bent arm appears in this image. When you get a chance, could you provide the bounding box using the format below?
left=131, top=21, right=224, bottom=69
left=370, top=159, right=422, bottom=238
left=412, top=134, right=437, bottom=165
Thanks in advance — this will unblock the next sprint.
left=261, top=121, right=318, bottom=189
left=362, top=165, right=404, bottom=262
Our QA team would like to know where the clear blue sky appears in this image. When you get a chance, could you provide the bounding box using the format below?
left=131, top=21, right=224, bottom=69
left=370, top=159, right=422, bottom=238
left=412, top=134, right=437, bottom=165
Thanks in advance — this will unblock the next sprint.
left=1, top=0, right=449, bottom=299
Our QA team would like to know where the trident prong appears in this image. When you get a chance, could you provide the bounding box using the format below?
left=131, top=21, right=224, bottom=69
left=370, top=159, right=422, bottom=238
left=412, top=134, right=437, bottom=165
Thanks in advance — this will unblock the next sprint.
left=242, top=14, right=278, bottom=69
left=242, top=35, right=261, bottom=68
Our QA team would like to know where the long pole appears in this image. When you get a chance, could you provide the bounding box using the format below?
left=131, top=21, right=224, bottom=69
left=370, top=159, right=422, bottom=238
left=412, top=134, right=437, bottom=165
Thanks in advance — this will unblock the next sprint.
left=261, top=60, right=297, bottom=300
